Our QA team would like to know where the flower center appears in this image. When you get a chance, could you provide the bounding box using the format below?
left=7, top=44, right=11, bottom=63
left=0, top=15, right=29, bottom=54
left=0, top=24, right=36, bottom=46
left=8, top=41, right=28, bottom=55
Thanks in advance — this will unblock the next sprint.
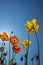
left=31, top=25, right=34, bottom=29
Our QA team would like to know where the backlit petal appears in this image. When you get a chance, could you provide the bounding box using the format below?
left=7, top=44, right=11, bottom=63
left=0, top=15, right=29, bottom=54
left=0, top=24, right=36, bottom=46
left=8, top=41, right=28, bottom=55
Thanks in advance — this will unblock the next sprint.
left=12, top=45, right=21, bottom=54
left=10, top=36, right=19, bottom=45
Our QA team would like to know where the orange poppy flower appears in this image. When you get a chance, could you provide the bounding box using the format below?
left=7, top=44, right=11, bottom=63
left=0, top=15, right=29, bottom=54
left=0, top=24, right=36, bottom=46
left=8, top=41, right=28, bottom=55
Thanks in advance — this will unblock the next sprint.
left=10, top=36, right=19, bottom=45
left=0, top=32, right=9, bottom=41
left=0, top=34, right=2, bottom=38
left=12, top=45, right=21, bottom=54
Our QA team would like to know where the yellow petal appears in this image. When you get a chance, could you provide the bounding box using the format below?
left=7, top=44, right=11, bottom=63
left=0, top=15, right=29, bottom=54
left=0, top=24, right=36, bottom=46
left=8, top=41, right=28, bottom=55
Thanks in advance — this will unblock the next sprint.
left=20, top=42, right=27, bottom=48
left=24, top=39, right=31, bottom=45
left=23, top=45, right=28, bottom=48
left=25, top=19, right=39, bottom=34
left=34, top=25, right=39, bottom=32
left=25, top=21, right=32, bottom=31
left=29, top=41, right=31, bottom=45
left=20, top=40, right=31, bottom=48
left=31, top=19, right=37, bottom=25
left=28, top=29, right=34, bottom=34
left=24, top=39, right=29, bottom=44
left=20, top=42, right=24, bottom=45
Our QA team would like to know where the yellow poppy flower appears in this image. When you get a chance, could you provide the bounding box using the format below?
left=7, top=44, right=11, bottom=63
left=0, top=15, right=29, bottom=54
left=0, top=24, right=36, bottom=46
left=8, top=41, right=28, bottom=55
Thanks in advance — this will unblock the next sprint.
left=20, top=40, right=31, bottom=48
left=25, top=19, right=39, bottom=34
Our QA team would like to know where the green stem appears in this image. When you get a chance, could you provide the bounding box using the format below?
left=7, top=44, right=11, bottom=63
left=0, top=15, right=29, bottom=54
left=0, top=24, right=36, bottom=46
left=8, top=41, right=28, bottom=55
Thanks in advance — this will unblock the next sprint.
left=12, top=50, right=16, bottom=64
left=9, top=41, right=10, bottom=65
left=29, top=22, right=40, bottom=65
left=25, top=35, right=30, bottom=65
left=25, top=48, right=28, bottom=65
left=35, top=32, right=40, bottom=65
left=9, top=31, right=13, bottom=65
left=1, top=41, right=4, bottom=65
left=32, top=61, right=34, bottom=65
left=36, top=59, right=37, bottom=65
left=9, top=33, right=11, bottom=65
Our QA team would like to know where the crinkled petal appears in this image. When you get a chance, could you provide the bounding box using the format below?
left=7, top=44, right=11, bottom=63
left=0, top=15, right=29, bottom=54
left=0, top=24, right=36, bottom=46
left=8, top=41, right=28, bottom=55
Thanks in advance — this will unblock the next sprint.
left=10, top=36, right=19, bottom=45
left=20, top=40, right=31, bottom=48
left=31, top=19, right=37, bottom=25
left=25, top=21, right=32, bottom=31
left=34, top=25, right=39, bottom=32
left=12, top=45, right=21, bottom=54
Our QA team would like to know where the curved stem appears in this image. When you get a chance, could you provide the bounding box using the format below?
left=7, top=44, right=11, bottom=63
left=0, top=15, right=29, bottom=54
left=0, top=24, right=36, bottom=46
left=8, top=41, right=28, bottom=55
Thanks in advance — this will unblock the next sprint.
left=9, top=33, right=11, bottom=65
left=14, top=53, right=16, bottom=63
left=32, top=61, right=34, bottom=65
left=9, top=41, right=10, bottom=65
left=9, top=31, right=13, bottom=65
left=25, top=51, right=28, bottom=65
left=36, top=60, right=37, bottom=65
left=28, top=22, right=40, bottom=65
left=25, top=47, right=28, bottom=65
left=1, top=41, right=5, bottom=65
left=25, top=34, right=30, bottom=65
left=35, top=32, right=40, bottom=65
left=12, top=50, right=16, bottom=64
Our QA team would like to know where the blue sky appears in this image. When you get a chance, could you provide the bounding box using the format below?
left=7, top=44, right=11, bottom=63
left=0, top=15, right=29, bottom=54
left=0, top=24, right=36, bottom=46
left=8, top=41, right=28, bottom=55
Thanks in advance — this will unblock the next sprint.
left=0, top=0, right=43, bottom=65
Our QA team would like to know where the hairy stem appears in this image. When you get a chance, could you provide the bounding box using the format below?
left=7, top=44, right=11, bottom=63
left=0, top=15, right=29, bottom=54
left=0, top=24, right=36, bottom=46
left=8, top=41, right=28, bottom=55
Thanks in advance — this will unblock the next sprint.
left=25, top=34, right=30, bottom=65
left=35, top=32, right=40, bottom=65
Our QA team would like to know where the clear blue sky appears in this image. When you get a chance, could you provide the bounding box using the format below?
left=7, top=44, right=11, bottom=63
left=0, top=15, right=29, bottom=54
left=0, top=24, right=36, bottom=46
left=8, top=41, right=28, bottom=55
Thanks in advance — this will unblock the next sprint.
left=0, top=0, right=43, bottom=65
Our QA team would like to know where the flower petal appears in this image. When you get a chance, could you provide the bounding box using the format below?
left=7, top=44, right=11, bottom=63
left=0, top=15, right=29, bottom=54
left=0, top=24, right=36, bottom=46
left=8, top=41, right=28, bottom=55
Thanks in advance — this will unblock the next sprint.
left=10, top=36, right=19, bottom=45
left=0, top=32, right=9, bottom=41
left=25, top=21, right=32, bottom=31
left=12, top=45, right=21, bottom=54
left=0, top=34, right=2, bottom=38
left=25, top=19, right=39, bottom=34
left=34, top=25, right=39, bottom=32
left=20, top=40, right=31, bottom=48
left=31, top=19, right=36, bottom=25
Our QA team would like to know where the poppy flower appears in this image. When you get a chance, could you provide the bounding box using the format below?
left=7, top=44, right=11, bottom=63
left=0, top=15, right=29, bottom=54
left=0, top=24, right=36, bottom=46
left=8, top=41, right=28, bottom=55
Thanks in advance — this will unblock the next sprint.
left=10, top=36, right=19, bottom=45
left=20, top=39, right=31, bottom=48
left=12, top=45, right=21, bottom=54
left=25, top=19, right=39, bottom=34
left=0, top=32, right=9, bottom=41
left=0, top=34, right=2, bottom=38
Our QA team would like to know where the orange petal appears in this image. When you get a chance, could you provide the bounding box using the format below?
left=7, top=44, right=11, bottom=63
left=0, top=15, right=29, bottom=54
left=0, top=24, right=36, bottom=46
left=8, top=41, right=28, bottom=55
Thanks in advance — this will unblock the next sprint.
left=0, top=32, right=9, bottom=41
left=1, top=35, right=9, bottom=41
left=0, top=34, right=2, bottom=38
left=12, top=45, right=21, bottom=54
left=2, top=32, right=8, bottom=36
left=10, top=36, right=19, bottom=45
